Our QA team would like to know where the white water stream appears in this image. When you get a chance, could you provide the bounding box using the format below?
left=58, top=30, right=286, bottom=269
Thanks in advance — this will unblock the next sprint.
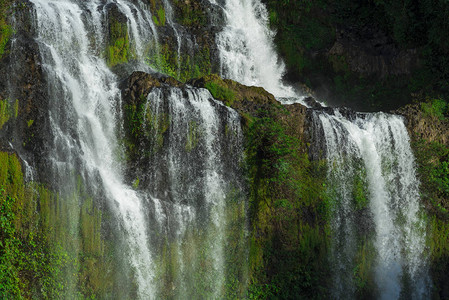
left=313, top=110, right=430, bottom=299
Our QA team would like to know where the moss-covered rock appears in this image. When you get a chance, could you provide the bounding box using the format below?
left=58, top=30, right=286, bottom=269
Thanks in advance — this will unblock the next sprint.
left=106, top=4, right=132, bottom=67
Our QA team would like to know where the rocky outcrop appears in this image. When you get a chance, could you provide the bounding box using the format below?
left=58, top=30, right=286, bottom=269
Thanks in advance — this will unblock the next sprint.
left=395, top=103, right=449, bottom=146
left=122, top=71, right=184, bottom=106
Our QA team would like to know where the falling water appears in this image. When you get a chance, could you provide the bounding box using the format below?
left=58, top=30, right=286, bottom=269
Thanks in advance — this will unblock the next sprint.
left=29, top=0, right=247, bottom=298
left=31, top=0, right=156, bottom=297
left=312, top=109, right=430, bottom=299
left=211, top=0, right=296, bottom=98
left=139, top=86, right=246, bottom=298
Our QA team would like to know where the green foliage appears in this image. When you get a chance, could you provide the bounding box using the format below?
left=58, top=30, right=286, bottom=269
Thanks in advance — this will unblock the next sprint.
left=124, top=96, right=171, bottom=161
left=152, top=7, right=166, bottom=26
left=0, top=152, right=113, bottom=299
left=204, top=81, right=236, bottom=106
left=0, top=23, right=11, bottom=59
left=352, top=169, right=369, bottom=211
left=353, top=239, right=376, bottom=297
left=429, top=215, right=449, bottom=261
left=147, top=43, right=211, bottom=82
left=132, top=177, right=140, bottom=189
left=185, top=121, right=200, bottom=152
left=414, top=139, right=449, bottom=217
left=0, top=0, right=13, bottom=59
left=245, top=108, right=331, bottom=298
left=413, top=137, right=449, bottom=297
left=148, top=43, right=178, bottom=78
left=421, top=99, right=448, bottom=121
left=265, top=0, right=449, bottom=110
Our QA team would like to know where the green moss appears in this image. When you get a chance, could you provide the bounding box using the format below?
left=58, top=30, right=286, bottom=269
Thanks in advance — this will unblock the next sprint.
left=132, top=177, right=140, bottom=189
left=152, top=7, right=166, bottom=26
left=147, top=43, right=178, bottom=78
left=0, top=152, right=114, bottom=299
left=204, top=81, right=236, bottom=106
left=27, top=119, right=33, bottom=127
left=352, top=168, right=369, bottom=210
left=421, top=99, right=448, bottom=121
left=0, top=98, right=10, bottom=129
left=106, top=20, right=130, bottom=67
left=0, top=24, right=11, bottom=58
left=173, top=0, right=206, bottom=28
left=429, top=215, right=449, bottom=261
left=13, top=99, right=18, bottom=118
left=0, top=0, right=13, bottom=61
left=414, top=139, right=449, bottom=217
left=147, top=43, right=211, bottom=82
left=145, top=107, right=170, bottom=152
left=245, top=109, right=331, bottom=298
left=353, top=239, right=376, bottom=297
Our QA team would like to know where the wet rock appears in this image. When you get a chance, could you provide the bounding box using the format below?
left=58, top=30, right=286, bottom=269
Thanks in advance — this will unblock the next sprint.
left=303, top=96, right=322, bottom=109
left=122, top=71, right=184, bottom=107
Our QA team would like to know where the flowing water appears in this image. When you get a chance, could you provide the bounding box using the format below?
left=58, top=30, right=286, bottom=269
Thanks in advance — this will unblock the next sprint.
left=16, top=0, right=431, bottom=298
left=29, top=0, right=246, bottom=298
left=211, top=0, right=296, bottom=98
left=312, top=109, right=430, bottom=299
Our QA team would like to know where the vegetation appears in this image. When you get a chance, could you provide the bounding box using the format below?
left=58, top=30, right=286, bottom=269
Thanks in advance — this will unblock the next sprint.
left=106, top=19, right=131, bottom=67
left=0, top=0, right=12, bottom=59
left=204, top=81, right=236, bottom=106
left=264, top=0, right=449, bottom=111
left=152, top=7, right=166, bottom=27
left=0, top=98, right=10, bottom=129
left=244, top=108, right=331, bottom=299
left=147, top=43, right=212, bottom=82
left=0, top=152, right=115, bottom=299
left=173, top=0, right=206, bottom=28
left=410, top=102, right=449, bottom=298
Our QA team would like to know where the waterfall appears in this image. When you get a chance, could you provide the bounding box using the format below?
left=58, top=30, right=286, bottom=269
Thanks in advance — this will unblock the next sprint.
left=31, top=0, right=155, bottom=297
left=210, top=0, right=296, bottom=99
left=140, top=87, right=247, bottom=298
left=312, top=109, right=430, bottom=299
left=29, top=0, right=246, bottom=298
left=8, top=0, right=432, bottom=298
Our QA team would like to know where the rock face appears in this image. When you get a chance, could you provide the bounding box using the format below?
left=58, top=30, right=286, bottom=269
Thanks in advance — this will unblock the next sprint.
left=395, top=103, right=449, bottom=146
left=0, top=1, right=51, bottom=184
left=328, top=27, right=419, bottom=78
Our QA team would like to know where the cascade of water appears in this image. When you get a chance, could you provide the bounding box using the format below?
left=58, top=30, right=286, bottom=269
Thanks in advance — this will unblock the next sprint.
left=313, top=110, right=430, bottom=299
left=211, top=0, right=296, bottom=99
left=29, top=0, right=247, bottom=298
left=30, top=0, right=157, bottom=297
left=140, top=86, right=246, bottom=298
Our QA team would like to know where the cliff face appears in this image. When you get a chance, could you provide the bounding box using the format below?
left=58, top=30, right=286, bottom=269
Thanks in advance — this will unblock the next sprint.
left=0, top=0, right=448, bottom=298
left=396, top=103, right=449, bottom=146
